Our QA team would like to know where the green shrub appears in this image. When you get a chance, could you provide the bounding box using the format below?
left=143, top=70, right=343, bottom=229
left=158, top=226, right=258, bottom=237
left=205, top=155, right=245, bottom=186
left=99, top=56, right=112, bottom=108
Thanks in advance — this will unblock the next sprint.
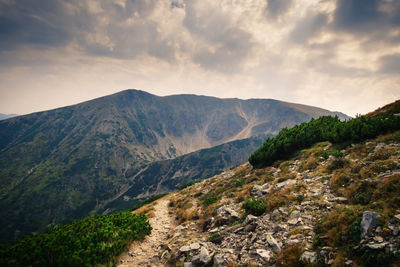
left=208, top=233, right=223, bottom=244
left=242, top=198, right=266, bottom=216
left=249, top=114, right=400, bottom=168
left=234, top=179, right=245, bottom=187
left=0, top=212, right=151, bottom=266
left=202, top=195, right=218, bottom=207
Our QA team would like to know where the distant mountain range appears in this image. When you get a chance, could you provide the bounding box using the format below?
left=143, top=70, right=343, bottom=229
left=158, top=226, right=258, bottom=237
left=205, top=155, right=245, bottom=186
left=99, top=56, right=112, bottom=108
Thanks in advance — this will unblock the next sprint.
left=0, top=89, right=349, bottom=240
left=0, top=113, right=19, bottom=121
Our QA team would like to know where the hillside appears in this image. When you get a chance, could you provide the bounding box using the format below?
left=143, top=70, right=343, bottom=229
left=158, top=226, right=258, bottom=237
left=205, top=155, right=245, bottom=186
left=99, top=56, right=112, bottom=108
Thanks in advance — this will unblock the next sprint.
left=116, top=105, right=400, bottom=266
left=0, top=113, right=18, bottom=121
left=0, top=89, right=348, bottom=241
left=2, top=100, right=399, bottom=266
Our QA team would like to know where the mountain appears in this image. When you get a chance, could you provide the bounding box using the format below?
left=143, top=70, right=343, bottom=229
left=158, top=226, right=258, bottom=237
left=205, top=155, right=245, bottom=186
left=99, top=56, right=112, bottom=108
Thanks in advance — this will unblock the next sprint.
left=0, top=113, right=18, bottom=121
left=101, top=135, right=266, bottom=214
left=2, top=100, right=399, bottom=267
left=0, top=89, right=349, bottom=241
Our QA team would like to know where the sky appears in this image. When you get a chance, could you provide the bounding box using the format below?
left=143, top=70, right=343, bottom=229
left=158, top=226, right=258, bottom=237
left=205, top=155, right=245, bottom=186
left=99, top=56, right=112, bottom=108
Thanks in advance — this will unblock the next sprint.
left=0, top=0, right=399, bottom=116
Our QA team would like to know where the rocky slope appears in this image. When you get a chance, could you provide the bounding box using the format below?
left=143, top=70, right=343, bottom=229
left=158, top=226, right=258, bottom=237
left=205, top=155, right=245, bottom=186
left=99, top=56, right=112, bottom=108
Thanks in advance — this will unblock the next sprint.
left=123, top=122, right=400, bottom=266
left=0, top=89, right=348, bottom=241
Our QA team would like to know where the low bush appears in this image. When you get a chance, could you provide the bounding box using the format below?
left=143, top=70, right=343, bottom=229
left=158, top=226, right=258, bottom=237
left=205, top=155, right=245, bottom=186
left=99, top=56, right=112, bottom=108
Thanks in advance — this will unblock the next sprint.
left=242, top=198, right=266, bottom=216
left=0, top=212, right=151, bottom=266
left=208, top=233, right=223, bottom=244
left=202, top=195, right=218, bottom=207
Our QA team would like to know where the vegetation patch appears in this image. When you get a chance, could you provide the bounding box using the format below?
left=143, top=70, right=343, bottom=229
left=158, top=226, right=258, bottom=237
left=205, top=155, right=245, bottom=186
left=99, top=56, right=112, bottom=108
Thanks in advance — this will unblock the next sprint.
left=0, top=212, right=151, bottom=266
left=242, top=198, right=266, bottom=216
left=249, top=114, right=400, bottom=168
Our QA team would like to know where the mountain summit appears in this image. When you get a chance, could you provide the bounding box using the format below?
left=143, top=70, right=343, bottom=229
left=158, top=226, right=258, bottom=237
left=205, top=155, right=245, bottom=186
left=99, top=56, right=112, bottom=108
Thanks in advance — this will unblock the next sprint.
left=0, top=89, right=349, bottom=240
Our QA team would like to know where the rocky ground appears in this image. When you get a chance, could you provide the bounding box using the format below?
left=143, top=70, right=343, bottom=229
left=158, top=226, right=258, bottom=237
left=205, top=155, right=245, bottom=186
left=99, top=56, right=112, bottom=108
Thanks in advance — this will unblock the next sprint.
left=120, top=137, right=400, bottom=266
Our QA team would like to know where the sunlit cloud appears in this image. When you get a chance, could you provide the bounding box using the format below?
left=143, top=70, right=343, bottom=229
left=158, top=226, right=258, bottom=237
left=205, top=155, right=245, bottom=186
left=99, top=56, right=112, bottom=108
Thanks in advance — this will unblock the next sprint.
left=0, top=0, right=399, bottom=116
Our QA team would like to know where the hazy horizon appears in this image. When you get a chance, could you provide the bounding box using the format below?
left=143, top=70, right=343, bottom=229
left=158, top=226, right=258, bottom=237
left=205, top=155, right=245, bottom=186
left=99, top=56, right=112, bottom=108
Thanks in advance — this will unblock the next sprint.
left=0, top=0, right=399, bottom=116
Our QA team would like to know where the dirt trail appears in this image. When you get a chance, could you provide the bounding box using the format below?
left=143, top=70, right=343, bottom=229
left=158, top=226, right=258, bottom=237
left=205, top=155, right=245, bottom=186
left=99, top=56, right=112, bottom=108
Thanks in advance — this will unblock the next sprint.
left=118, top=198, right=174, bottom=267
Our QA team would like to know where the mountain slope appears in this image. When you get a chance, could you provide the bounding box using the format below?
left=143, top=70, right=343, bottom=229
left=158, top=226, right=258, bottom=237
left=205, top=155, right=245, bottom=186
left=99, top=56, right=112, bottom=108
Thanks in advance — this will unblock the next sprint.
left=0, top=89, right=349, bottom=241
left=0, top=113, right=19, bottom=121
left=101, top=136, right=266, bottom=214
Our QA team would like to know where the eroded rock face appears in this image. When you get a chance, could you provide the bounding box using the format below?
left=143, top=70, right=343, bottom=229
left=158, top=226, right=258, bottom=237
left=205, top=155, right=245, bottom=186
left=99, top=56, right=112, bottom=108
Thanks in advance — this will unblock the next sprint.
left=361, top=211, right=381, bottom=238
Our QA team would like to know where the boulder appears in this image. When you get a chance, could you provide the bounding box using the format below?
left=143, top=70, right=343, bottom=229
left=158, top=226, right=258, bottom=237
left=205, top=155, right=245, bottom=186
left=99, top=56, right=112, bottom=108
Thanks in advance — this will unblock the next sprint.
left=361, top=211, right=381, bottom=238
left=256, top=249, right=272, bottom=260
left=244, top=214, right=258, bottom=225
left=252, top=183, right=269, bottom=197
left=266, top=234, right=281, bottom=251
left=217, top=206, right=239, bottom=218
left=199, top=247, right=211, bottom=264
left=179, top=245, right=191, bottom=253
left=190, top=242, right=200, bottom=250
left=300, top=251, right=317, bottom=264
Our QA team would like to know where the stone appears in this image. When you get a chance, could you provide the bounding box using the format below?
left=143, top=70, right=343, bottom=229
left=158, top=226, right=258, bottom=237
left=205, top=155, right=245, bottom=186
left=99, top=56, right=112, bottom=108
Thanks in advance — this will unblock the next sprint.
left=288, top=218, right=300, bottom=225
left=190, top=242, right=200, bottom=250
left=214, top=254, right=224, bottom=266
left=366, top=242, right=388, bottom=250
left=345, top=260, right=353, bottom=266
left=179, top=245, right=191, bottom=253
left=252, top=183, right=269, bottom=197
left=244, top=214, right=258, bottom=225
left=361, top=211, right=381, bottom=238
left=290, top=210, right=301, bottom=218
left=333, top=197, right=348, bottom=203
left=266, top=234, right=281, bottom=251
left=300, top=251, right=317, bottom=264
left=199, top=247, right=211, bottom=264
left=276, top=179, right=296, bottom=189
left=256, top=249, right=272, bottom=260
left=217, top=205, right=239, bottom=218
left=184, top=262, right=193, bottom=267
left=394, top=214, right=400, bottom=222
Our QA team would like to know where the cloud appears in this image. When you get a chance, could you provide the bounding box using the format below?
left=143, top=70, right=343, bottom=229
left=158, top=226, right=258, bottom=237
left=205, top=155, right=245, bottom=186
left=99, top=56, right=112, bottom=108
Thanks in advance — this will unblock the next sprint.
left=290, top=11, right=328, bottom=44
left=0, top=0, right=399, bottom=117
left=333, top=0, right=400, bottom=41
left=266, top=0, right=292, bottom=19
left=182, top=0, right=256, bottom=72
left=379, top=54, right=400, bottom=74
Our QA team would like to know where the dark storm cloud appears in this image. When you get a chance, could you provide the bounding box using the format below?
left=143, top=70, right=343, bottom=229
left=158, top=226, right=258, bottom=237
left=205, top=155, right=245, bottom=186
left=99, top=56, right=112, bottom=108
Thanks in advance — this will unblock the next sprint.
left=0, top=0, right=81, bottom=50
left=266, top=0, right=292, bottom=18
left=379, top=54, right=400, bottom=74
left=290, top=11, right=328, bottom=44
left=333, top=0, right=400, bottom=36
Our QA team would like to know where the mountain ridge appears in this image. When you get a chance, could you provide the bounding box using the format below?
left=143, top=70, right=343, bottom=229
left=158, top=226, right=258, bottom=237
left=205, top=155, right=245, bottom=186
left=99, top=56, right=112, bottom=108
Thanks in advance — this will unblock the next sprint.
left=0, top=89, right=350, bottom=241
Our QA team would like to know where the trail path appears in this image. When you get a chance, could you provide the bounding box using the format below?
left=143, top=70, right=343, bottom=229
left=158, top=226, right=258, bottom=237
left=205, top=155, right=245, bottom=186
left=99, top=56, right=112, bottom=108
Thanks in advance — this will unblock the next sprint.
left=118, top=198, right=174, bottom=267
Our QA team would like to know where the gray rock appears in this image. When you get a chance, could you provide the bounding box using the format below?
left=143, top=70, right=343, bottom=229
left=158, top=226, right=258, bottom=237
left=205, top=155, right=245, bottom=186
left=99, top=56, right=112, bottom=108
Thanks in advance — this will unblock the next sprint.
left=290, top=210, right=301, bottom=218
left=217, top=205, right=239, bottom=218
left=300, top=251, right=317, bottom=263
left=244, top=214, right=258, bottom=225
left=256, top=249, right=272, bottom=260
left=190, top=242, right=200, bottom=250
left=213, top=254, right=224, bottom=266
left=266, top=234, right=281, bottom=251
left=361, top=211, right=381, bottom=238
left=199, top=247, right=211, bottom=264
left=366, top=242, right=388, bottom=250
left=276, top=179, right=296, bottom=189
left=183, top=262, right=193, bottom=267
left=345, top=260, right=353, bottom=266
left=179, top=245, right=191, bottom=253
left=288, top=218, right=300, bottom=225
left=252, top=183, right=269, bottom=197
